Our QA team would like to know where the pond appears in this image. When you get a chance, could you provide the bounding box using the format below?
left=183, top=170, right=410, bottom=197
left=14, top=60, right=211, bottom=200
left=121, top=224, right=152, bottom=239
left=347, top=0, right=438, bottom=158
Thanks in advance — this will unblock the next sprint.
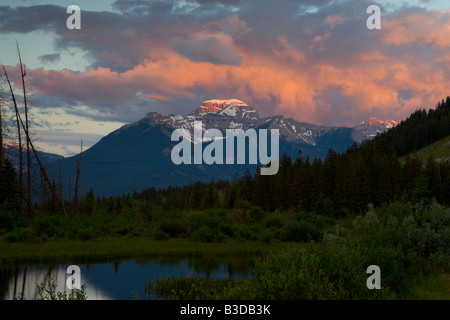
left=0, top=256, right=253, bottom=300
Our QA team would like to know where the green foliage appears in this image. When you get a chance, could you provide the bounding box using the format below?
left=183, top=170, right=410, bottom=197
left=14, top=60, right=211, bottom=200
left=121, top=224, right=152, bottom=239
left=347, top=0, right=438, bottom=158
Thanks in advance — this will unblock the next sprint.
left=158, top=218, right=183, bottom=238
left=6, top=226, right=41, bottom=243
left=35, top=277, right=87, bottom=300
left=280, top=220, right=323, bottom=242
left=148, top=277, right=235, bottom=300
left=248, top=206, right=265, bottom=222
left=0, top=159, right=19, bottom=210
left=149, top=201, right=449, bottom=300
left=189, top=210, right=230, bottom=242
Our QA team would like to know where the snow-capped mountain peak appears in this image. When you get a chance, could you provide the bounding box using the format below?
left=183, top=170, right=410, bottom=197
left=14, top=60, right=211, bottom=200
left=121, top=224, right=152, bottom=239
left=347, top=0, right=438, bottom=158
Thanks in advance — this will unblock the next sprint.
left=121, top=100, right=399, bottom=149
left=351, top=117, right=401, bottom=143
left=360, top=117, right=400, bottom=127
left=198, top=99, right=249, bottom=112
left=196, top=99, right=260, bottom=120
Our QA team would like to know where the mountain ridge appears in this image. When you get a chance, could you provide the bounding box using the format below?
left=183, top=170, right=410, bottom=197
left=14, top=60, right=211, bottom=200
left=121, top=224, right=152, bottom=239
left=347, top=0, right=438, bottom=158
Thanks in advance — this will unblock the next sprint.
left=45, top=99, right=400, bottom=197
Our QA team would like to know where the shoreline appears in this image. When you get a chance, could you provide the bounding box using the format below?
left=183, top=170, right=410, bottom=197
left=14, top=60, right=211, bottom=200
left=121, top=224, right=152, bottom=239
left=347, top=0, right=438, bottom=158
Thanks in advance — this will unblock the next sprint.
left=0, top=237, right=292, bottom=266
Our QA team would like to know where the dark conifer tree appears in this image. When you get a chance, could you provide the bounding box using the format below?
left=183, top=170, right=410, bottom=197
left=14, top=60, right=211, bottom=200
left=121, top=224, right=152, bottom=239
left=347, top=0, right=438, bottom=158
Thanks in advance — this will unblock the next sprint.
left=0, top=158, right=19, bottom=209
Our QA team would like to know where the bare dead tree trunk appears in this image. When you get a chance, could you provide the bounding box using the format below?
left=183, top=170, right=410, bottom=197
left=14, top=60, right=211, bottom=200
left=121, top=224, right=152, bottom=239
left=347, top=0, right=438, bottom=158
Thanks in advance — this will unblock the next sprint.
left=2, top=65, right=25, bottom=213
left=20, top=113, right=67, bottom=216
left=2, top=64, right=67, bottom=216
left=93, top=163, right=104, bottom=214
left=68, top=162, right=72, bottom=206
left=0, top=102, right=4, bottom=169
left=58, top=159, right=63, bottom=201
left=72, top=139, right=83, bottom=215
left=13, top=267, right=18, bottom=299
left=17, top=42, right=32, bottom=218
left=21, top=266, right=27, bottom=298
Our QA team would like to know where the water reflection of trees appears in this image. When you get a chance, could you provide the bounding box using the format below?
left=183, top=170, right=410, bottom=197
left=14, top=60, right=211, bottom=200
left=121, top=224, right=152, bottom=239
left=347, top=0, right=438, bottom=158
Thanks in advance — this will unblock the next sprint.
left=134, top=256, right=254, bottom=278
left=0, top=268, right=14, bottom=299
left=1, top=265, right=67, bottom=300
left=187, top=257, right=253, bottom=278
left=1, top=257, right=254, bottom=300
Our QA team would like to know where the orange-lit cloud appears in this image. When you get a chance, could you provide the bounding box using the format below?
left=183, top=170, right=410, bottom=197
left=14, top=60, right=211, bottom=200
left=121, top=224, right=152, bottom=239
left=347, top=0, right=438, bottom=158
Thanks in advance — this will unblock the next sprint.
left=382, top=8, right=450, bottom=48
left=3, top=0, right=450, bottom=128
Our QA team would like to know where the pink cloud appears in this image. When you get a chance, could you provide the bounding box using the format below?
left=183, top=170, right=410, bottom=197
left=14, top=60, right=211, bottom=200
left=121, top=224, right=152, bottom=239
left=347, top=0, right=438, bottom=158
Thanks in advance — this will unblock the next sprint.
left=7, top=5, right=449, bottom=127
left=382, top=9, right=450, bottom=48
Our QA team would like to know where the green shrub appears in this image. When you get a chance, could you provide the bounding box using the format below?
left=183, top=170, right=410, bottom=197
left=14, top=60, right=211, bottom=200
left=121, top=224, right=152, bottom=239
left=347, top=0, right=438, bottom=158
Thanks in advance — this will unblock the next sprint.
left=148, top=277, right=235, bottom=300
left=262, top=215, right=284, bottom=230
left=38, top=216, right=62, bottom=238
left=158, top=218, right=182, bottom=237
left=191, top=225, right=214, bottom=242
left=77, top=226, right=96, bottom=240
left=154, top=229, right=169, bottom=241
left=188, top=210, right=232, bottom=241
left=260, top=231, right=273, bottom=243
left=280, top=220, right=323, bottom=242
left=232, top=224, right=252, bottom=241
left=248, top=206, right=265, bottom=223
left=6, top=226, right=41, bottom=243
left=36, top=277, right=87, bottom=300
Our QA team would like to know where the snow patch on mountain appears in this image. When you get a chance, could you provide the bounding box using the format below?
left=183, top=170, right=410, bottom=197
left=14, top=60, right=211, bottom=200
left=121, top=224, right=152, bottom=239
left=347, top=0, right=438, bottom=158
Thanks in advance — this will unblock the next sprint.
left=351, top=117, right=402, bottom=143
left=118, top=100, right=399, bottom=148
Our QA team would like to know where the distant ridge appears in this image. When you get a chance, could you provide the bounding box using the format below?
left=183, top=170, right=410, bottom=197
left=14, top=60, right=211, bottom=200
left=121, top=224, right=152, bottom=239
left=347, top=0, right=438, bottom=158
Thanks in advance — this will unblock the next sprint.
left=46, top=99, right=399, bottom=197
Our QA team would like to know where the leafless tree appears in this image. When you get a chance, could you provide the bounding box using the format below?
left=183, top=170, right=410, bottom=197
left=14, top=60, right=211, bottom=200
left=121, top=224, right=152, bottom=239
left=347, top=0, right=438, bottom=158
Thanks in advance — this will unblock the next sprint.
left=2, top=65, right=27, bottom=213
left=2, top=45, right=67, bottom=216
left=17, top=41, right=32, bottom=218
left=72, top=139, right=83, bottom=214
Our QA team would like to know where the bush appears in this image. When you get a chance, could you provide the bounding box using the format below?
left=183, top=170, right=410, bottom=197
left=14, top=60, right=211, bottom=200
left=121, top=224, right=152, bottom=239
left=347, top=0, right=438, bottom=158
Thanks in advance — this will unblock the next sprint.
left=280, top=220, right=323, bottom=242
left=232, top=224, right=252, bottom=241
left=188, top=210, right=231, bottom=241
left=148, top=277, right=235, bottom=300
left=260, top=231, right=273, bottom=243
left=191, top=225, right=214, bottom=242
left=262, top=214, right=284, bottom=230
left=248, top=206, right=265, bottom=223
left=6, top=226, right=41, bottom=243
left=38, top=216, right=62, bottom=238
left=154, top=229, right=169, bottom=241
left=77, top=226, right=96, bottom=240
left=36, top=277, right=87, bottom=300
left=158, top=218, right=182, bottom=238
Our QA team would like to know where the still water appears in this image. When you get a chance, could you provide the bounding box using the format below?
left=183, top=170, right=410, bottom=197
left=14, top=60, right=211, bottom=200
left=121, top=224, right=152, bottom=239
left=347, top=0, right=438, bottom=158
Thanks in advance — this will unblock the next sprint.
left=0, top=257, right=253, bottom=300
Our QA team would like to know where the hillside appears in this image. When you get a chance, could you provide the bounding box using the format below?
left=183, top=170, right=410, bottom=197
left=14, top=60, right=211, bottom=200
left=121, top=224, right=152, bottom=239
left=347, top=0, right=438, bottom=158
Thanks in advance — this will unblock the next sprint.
left=399, top=135, right=450, bottom=163
left=382, top=97, right=450, bottom=156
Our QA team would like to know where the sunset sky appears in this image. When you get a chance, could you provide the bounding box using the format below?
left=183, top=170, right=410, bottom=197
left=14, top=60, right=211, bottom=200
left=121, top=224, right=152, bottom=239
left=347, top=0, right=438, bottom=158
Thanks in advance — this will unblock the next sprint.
left=1, top=0, right=450, bottom=156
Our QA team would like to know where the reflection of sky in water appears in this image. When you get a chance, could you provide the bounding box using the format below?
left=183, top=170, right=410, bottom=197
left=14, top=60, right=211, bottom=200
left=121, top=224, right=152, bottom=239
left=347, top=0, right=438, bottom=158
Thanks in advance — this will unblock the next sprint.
left=1, top=259, right=253, bottom=300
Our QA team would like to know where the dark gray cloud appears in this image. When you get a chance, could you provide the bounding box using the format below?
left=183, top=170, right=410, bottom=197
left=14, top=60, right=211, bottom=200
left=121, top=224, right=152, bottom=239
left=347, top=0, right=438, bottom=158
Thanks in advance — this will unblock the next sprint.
left=0, top=5, right=66, bottom=33
left=38, top=53, right=61, bottom=63
left=173, top=34, right=242, bottom=66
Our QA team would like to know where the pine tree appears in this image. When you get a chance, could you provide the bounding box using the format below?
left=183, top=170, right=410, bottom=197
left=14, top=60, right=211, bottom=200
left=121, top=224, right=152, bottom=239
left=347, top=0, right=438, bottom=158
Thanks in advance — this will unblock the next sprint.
left=190, top=181, right=205, bottom=210
left=203, top=182, right=218, bottom=209
left=411, top=174, right=433, bottom=205
left=0, top=158, right=19, bottom=209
